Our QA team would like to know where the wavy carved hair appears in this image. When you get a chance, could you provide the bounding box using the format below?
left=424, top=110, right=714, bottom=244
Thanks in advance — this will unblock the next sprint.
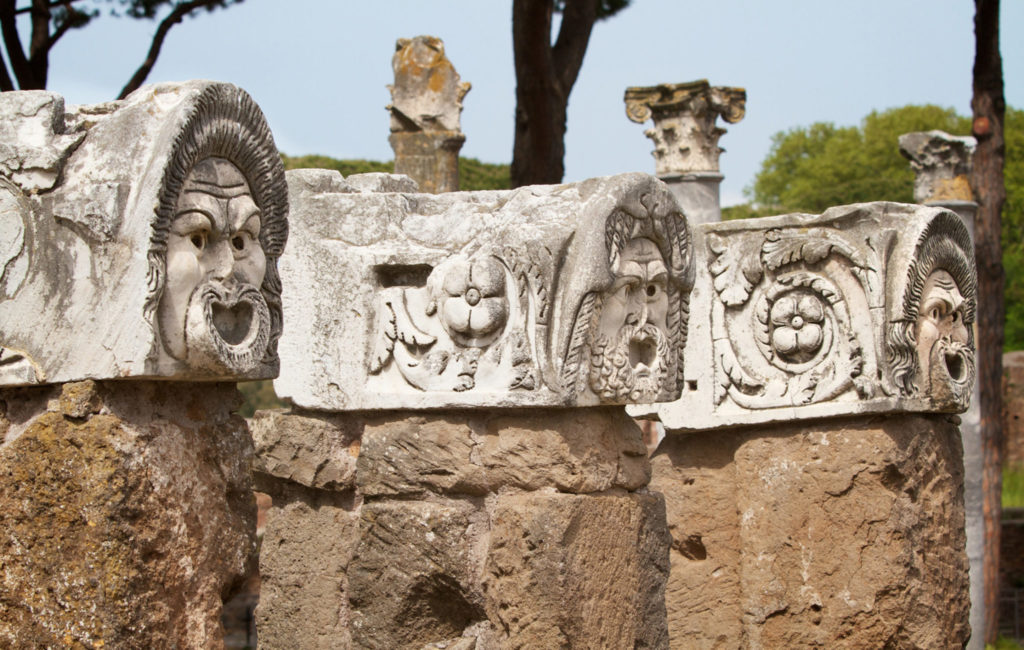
left=887, top=211, right=976, bottom=395
left=143, top=83, right=289, bottom=365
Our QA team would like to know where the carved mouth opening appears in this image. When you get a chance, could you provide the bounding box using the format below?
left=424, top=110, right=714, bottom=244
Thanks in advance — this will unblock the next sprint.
left=629, top=337, right=657, bottom=371
left=211, top=300, right=254, bottom=346
left=944, top=350, right=966, bottom=383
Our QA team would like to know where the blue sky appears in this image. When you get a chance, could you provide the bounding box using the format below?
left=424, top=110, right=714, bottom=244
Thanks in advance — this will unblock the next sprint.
left=37, top=0, right=1024, bottom=206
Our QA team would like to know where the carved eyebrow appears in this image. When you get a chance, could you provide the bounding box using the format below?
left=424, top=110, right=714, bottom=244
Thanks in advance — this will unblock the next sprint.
left=172, top=209, right=215, bottom=230
left=238, top=211, right=261, bottom=235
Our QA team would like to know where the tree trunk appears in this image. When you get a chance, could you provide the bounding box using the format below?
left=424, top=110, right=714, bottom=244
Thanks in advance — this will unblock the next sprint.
left=510, top=0, right=597, bottom=187
left=970, top=0, right=1006, bottom=643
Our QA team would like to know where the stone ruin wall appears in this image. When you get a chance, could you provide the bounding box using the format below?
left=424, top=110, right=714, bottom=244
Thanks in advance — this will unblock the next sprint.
left=0, top=79, right=979, bottom=649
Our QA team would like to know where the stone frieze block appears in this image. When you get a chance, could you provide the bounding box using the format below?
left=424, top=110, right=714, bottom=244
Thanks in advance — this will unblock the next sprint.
left=0, top=82, right=288, bottom=385
left=276, top=171, right=693, bottom=410
left=632, top=202, right=977, bottom=431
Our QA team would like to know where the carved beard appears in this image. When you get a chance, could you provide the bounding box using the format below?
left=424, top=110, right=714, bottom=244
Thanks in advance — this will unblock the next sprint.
left=184, top=281, right=270, bottom=374
left=588, top=323, right=669, bottom=403
left=926, top=339, right=976, bottom=410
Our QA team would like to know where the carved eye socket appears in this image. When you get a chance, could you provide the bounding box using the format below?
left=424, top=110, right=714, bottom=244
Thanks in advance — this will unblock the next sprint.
left=952, top=311, right=960, bottom=323
left=930, top=307, right=942, bottom=321
left=232, top=235, right=246, bottom=251
left=646, top=284, right=659, bottom=298
left=190, top=232, right=206, bottom=250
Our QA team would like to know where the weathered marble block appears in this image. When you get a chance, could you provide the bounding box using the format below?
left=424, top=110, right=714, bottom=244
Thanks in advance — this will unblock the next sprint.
left=276, top=171, right=693, bottom=410
left=0, top=81, right=288, bottom=385
left=634, top=202, right=977, bottom=431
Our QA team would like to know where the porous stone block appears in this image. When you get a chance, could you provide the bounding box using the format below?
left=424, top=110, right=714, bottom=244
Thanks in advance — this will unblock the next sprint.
left=348, top=499, right=490, bottom=648
left=0, top=81, right=288, bottom=386
left=252, top=407, right=667, bottom=648
left=637, top=202, right=977, bottom=431
left=0, top=381, right=255, bottom=649
left=277, top=171, right=693, bottom=410
left=651, top=414, right=970, bottom=648
left=251, top=408, right=360, bottom=491
left=255, top=483, right=359, bottom=650
left=483, top=491, right=670, bottom=649
left=1004, top=350, right=1024, bottom=468
left=356, top=407, right=650, bottom=497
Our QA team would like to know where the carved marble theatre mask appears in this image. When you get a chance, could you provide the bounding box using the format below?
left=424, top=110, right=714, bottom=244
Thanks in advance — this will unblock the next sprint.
left=158, top=157, right=271, bottom=374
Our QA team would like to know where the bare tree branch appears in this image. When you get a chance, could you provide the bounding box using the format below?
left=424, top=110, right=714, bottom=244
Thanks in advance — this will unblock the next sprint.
left=28, top=0, right=51, bottom=85
left=0, top=0, right=37, bottom=88
left=118, top=0, right=222, bottom=99
left=44, top=2, right=82, bottom=51
left=551, top=0, right=596, bottom=100
left=0, top=51, right=14, bottom=90
left=14, top=0, right=82, bottom=15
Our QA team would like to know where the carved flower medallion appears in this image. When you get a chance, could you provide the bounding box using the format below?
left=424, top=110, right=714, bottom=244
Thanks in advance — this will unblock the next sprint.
left=436, top=257, right=508, bottom=347
left=769, top=293, right=825, bottom=364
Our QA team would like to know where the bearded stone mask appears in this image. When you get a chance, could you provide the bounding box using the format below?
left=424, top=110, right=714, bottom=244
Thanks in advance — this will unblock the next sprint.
left=589, top=238, right=673, bottom=403
left=157, top=158, right=271, bottom=373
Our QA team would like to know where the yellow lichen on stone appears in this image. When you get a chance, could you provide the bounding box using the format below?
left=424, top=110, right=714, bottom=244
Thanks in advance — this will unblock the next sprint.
left=931, top=175, right=974, bottom=202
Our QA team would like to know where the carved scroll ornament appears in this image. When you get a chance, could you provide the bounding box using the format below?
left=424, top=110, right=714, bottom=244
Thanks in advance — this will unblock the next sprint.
left=638, top=202, right=977, bottom=432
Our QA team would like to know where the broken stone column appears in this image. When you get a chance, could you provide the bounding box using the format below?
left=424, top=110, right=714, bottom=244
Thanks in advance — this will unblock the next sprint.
left=900, top=128, right=984, bottom=649
left=387, top=35, right=471, bottom=194
left=624, top=79, right=745, bottom=224
left=256, top=171, right=694, bottom=646
left=0, top=81, right=289, bottom=647
left=632, top=202, right=976, bottom=646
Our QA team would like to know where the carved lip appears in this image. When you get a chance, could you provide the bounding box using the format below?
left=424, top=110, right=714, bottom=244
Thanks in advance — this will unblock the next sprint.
left=203, top=285, right=265, bottom=351
left=944, top=349, right=966, bottom=383
left=629, top=337, right=657, bottom=374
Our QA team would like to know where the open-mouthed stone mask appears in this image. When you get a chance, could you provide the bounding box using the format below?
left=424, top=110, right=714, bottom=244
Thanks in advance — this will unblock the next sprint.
left=159, top=158, right=270, bottom=373
left=913, top=269, right=973, bottom=408
left=0, top=81, right=287, bottom=386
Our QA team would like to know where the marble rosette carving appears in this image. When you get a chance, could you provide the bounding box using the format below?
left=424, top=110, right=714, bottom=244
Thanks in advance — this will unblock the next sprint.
left=0, top=81, right=288, bottom=385
left=632, top=202, right=977, bottom=431
left=275, top=171, right=693, bottom=410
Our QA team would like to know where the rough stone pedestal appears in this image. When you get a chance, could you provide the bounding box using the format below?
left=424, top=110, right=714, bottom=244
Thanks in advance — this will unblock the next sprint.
left=253, top=407, right=670, bottom=649
left=652, top=413, right=969, bottom=648
left=386, top=35, right=471, bottom=194
left=659, top=171, right=724, bottom=226
left=0, top=380, right=256, bottom=649
left=389, top=131, right=465, bottom=194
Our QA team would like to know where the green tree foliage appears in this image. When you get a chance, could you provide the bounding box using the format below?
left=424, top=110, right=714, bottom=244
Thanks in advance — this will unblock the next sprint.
left=280, top=154, right=511, bottom=191
left=999, top=107, right=1024, bottom=349
left=747, top=105, right=971, bottom=213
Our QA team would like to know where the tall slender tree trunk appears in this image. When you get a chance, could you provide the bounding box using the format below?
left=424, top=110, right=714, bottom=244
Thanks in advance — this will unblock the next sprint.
left=970, top=0, right=1006, bottom=643
left=510, top=0, right=597, bottom=187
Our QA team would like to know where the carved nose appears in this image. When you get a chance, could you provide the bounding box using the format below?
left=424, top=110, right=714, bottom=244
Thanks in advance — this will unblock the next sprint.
left=625, top=301, right=648, bottom=328
left=208, top=240, right=234, bottom=281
